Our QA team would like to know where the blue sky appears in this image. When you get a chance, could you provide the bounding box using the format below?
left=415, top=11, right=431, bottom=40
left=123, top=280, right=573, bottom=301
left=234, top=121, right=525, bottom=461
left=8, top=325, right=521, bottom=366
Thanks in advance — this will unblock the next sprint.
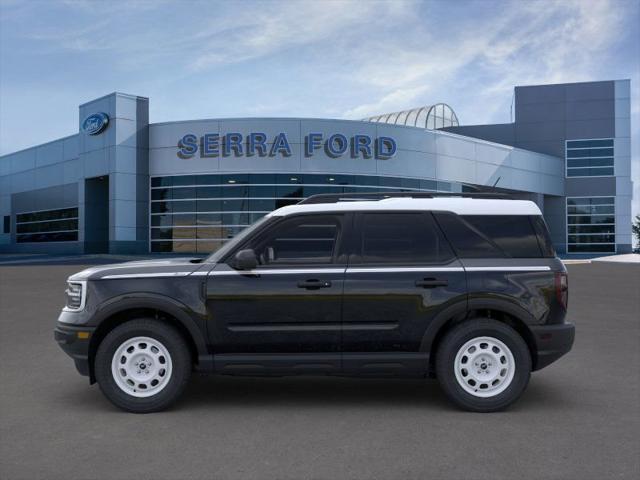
left=1, top=0, right=639, bottom=214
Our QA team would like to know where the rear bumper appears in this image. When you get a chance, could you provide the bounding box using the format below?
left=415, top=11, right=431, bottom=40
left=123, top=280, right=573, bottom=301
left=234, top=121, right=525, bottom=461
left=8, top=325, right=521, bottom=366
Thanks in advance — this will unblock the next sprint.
left=530, top=322, right=575, bottom=371
left=54, top=323, right=95, bottom=377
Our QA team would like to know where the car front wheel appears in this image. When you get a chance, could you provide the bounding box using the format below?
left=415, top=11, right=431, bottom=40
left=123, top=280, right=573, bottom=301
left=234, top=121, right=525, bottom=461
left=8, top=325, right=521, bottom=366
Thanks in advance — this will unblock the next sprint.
left=436, top=318, right=531, bottom=412
left=95, top=319, right=192, bottom=413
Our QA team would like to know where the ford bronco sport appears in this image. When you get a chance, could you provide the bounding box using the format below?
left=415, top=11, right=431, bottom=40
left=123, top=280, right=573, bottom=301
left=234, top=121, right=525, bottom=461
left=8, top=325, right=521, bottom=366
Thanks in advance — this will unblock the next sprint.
left=55, top=193, right=574, bottom=413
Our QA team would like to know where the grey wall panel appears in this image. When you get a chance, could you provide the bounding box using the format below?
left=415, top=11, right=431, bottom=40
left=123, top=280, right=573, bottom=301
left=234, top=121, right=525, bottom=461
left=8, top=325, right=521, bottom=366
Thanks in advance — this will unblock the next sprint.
left=9, top=149, right=36, bottom=174
left=565, top=100, right=614, bottom=121
left=62, top=135, right=79, bottom=161
left=564, top=81, right=614, bottom=102
left=565, top=118, right=615, bottom=139
left=565, top=177, right=616, bottom=197
left=514, top=140, right=565, bottom=158
left=35, top=140, right=64, bottom=168
left=442, top=123, right=515, bottom=146
left=515, top=84, right=565, bottom=106
left=517, top=102, right=566, bottom=123
left=515, top=121, right=566, bottom=142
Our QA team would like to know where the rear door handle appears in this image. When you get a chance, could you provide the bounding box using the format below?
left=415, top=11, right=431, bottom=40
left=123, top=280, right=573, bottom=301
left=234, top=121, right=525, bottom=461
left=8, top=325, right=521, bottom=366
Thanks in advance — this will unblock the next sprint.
left=415, top=278, right=448, bottom=288
left=297, top=279, right=332, bottom=290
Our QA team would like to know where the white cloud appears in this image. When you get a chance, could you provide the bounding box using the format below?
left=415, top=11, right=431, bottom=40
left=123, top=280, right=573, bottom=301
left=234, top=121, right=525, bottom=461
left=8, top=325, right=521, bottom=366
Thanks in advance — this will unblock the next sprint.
left=340, top=0, right=629, bottom=119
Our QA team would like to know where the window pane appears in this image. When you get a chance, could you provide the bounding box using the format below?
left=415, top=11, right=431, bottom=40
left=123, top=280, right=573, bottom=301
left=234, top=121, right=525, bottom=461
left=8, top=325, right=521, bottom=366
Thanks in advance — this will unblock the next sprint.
left=567, top=148, right=614, bottom=158
left=172, top=214, right=196, bottom=226
left=531, top=216, right=555, bottom=257
left=568, top=224, right=615, bottom=234
left=568, top=243, right=615, bottom=253
left=151, top=188, right=172, bottom=201
left=277, top=185, right=304, bottom=198
left=461, top=215, right=542, bottom=258
left=151, top=176, right=172, bottom=187
left=171, top=201, right=196, bottom=213
left=151, top=241, right=172, bottom=252
left=172, top=227, right=197, bottom=239
left=222, top=186, right=249, bottom=198
left=151, top=215, right=172, bottom=227
left=567, top=215, right=615, bottom=225
left=568, top=234, right=615, bottom=244
left=197, top=227, right=223, bottom=239
left=567, top=205, right=614, bottom=215
left=151, top=228, right=173, bottom=240
left=171, top=175, right=197, bottom=186
left=249, top=199, right=276, bottom=211
left=567, top=139, right=613, bottom=149
left=222, top=212, right=249, bottom=225
left=252, top=215, right=341, bottom=265
left=197, top=186, right=221, bottom=198
left=197, top=200, right=222, bottom=212
left=567, top=167, right=614, bottom=177
left=197, top=175, right=220, bottom=185
left=171, top=187, right=196, bottom=199
left=197, top=213, right=222, bottom=225
left=151, top=202, right=171, bottom=214
left=250, top=185, right=276, bottom=197
left=567, top=157, right=613, bottom=168
left=360, top=213, right=454, bottom=264
left=434, top=213, right=503, bottom=258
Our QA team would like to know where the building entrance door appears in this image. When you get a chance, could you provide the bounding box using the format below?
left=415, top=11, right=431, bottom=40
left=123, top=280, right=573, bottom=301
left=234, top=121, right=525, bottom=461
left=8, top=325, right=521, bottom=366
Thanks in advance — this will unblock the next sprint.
left=84, top=176, right=109, bottom=254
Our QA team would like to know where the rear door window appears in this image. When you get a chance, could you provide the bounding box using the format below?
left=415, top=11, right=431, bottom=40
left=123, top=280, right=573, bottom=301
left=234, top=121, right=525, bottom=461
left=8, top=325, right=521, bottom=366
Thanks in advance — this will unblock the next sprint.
left=357, top=212, right=454, bottom=264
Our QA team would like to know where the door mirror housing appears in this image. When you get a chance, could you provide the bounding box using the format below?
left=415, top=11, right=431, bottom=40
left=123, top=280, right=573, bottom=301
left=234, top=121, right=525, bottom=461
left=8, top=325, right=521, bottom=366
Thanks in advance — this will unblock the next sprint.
left=233, top=249, right=258, bottom=270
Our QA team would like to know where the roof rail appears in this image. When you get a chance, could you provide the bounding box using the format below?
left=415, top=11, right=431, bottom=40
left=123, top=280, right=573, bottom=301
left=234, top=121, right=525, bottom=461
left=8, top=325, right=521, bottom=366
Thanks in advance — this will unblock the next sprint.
left=297, top=191, right=510, bottom=205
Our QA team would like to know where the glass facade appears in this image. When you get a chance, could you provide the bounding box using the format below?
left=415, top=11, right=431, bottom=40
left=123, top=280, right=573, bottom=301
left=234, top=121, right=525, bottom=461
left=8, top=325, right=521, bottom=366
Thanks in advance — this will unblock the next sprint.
left=566, top=139, right=614, bottom=177
left=566, top=197, right=616, bottom=253
left=15, top=207, right=79, bottom=243
left=150, top=173, right=462, bottom=253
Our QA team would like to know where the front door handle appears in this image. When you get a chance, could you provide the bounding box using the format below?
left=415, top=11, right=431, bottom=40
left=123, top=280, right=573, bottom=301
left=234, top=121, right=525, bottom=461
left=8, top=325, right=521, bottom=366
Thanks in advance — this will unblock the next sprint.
left=415, top=278, right=448, bottom=288
left=297, top=279, right=332, bottom=290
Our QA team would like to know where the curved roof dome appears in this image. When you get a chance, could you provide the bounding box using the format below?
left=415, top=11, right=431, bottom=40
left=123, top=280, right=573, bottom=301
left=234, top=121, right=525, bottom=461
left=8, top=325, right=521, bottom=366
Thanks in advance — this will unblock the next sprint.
left=363, top=103, right=459, bottom=130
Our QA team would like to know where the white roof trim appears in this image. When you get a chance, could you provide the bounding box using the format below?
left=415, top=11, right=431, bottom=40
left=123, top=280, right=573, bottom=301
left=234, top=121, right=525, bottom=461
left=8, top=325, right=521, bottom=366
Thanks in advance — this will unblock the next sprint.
left=270, top=197, right=542, bottom=216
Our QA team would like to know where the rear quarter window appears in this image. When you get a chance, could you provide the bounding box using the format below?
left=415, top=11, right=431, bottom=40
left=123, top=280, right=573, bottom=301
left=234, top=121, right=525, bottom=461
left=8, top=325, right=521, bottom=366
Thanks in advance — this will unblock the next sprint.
left=434, top=213, right=544, bottom=258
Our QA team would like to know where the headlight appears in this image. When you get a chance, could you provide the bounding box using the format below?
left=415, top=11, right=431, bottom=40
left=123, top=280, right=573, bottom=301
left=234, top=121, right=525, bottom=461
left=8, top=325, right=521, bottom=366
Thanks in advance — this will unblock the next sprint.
left=65, top=281, right=87, bottom=311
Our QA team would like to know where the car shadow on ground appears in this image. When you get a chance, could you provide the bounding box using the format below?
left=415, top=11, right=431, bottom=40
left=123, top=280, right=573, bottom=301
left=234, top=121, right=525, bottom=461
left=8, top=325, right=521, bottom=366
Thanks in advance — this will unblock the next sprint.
left=58, top=374, right=572, bottom=414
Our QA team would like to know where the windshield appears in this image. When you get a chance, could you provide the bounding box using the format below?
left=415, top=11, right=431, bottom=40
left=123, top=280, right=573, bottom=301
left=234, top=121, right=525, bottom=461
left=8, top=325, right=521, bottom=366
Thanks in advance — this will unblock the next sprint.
left=205, top=215, right=272, bottom=263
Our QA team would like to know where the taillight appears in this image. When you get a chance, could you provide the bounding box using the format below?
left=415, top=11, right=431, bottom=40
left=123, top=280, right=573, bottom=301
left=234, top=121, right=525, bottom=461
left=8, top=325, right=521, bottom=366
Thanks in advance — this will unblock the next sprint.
left=555, top=272, right=568, bottom=310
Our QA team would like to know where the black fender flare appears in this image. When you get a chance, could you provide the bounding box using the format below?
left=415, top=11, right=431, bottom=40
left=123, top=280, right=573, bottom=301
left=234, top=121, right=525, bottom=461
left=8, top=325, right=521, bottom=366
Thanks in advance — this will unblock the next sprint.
left=90, top=293, right=209, bottom=358
left=419, top=298, right=467, bottom=352
left=419, top=295, right=537, bottom=353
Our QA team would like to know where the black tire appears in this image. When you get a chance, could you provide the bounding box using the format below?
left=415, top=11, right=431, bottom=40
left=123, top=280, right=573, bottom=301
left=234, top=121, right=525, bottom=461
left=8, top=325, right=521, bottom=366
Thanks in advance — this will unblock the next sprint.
left=95, top=318, right=192, bottom=413
left=435, top=318, right=531, bottom=412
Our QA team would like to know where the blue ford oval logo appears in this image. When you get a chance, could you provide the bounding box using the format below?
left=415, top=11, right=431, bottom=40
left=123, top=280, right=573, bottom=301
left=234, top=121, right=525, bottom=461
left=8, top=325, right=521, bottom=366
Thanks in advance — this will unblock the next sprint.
left=82, top=112, right=109, bottom=135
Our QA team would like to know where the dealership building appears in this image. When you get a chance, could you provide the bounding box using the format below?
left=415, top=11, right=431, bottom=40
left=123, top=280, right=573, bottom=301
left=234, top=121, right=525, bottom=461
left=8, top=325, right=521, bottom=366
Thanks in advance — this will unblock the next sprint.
left=0, top=79, right=633, bottom=256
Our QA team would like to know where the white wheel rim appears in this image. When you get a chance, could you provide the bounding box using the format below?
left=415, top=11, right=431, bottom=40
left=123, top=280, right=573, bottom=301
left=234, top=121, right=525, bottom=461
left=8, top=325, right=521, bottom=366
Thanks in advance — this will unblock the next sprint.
left=111, top=336, right=173, bottom=398
left=454, top=336, right=515, bottom=398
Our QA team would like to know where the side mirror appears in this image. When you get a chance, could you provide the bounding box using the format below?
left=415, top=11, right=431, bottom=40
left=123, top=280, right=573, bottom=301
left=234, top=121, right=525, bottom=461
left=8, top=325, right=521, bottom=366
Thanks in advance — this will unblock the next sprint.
left=233, top=249, right=258, bottom=270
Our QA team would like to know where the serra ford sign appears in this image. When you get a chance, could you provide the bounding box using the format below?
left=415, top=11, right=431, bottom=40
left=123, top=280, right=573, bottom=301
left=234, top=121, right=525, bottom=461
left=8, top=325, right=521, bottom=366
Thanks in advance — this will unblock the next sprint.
left=177, top=132, right=397, bottom=159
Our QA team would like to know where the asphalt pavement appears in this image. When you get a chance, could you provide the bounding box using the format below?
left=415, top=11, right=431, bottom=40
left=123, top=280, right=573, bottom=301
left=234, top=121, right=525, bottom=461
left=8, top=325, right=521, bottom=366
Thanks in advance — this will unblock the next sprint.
left=0, top=262, right=638, bottom=480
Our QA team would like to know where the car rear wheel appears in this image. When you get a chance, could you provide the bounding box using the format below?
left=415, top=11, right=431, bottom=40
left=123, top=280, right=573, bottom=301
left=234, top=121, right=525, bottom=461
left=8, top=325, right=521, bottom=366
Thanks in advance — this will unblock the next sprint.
left=435, top=318, right=531, bottom=412
left=95, top=319, right=191, bottom=413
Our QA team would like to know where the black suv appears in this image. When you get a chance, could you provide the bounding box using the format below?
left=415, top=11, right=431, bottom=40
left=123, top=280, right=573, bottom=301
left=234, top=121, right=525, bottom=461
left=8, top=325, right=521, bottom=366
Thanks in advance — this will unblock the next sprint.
left=55, top=194, right=574, bottom=413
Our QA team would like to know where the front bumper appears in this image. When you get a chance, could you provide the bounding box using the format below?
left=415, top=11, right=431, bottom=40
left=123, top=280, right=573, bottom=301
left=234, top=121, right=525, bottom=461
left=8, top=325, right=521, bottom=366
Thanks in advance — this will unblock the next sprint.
left=530, top=322, right=575, bottom=371
left=54, top=322, right=95, bottom=377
